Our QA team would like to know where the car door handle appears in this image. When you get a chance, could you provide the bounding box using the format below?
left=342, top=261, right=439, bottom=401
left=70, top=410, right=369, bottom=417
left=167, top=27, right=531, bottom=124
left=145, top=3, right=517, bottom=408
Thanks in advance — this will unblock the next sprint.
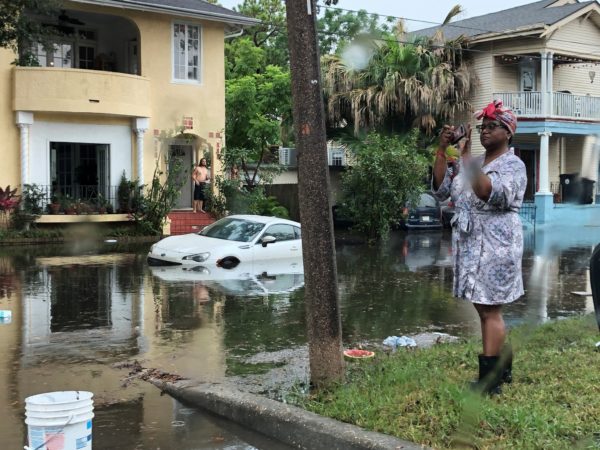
left=291, top=246, right=299, bottom=251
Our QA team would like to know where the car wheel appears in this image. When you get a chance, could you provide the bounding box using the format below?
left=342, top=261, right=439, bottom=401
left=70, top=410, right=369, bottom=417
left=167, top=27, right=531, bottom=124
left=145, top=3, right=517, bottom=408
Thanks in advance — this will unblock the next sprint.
left=217, top=256, right=240, bottom=269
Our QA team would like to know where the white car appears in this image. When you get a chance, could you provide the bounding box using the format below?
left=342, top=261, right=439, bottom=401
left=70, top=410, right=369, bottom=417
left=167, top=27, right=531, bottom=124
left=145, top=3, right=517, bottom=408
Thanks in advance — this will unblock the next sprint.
left=147, top=215, right=302, bottom=268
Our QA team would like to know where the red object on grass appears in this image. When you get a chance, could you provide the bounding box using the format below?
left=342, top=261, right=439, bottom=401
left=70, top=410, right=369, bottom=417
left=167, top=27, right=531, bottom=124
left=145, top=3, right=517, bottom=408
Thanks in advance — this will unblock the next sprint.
left=343, top=349, right=375, bottom=359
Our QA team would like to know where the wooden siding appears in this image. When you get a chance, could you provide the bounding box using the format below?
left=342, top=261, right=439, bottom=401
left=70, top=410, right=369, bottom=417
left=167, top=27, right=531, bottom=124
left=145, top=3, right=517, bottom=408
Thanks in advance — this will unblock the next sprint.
left=553, top=64, right=600, bottom=96
left=564, top=135, right=585, bottom=173
left=548, top=14, right=600, bottom=58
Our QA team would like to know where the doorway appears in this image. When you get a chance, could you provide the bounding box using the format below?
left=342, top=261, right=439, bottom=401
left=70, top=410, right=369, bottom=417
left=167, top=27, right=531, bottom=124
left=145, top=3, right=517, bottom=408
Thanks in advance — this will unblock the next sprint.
left=170, top=144, right=193, bottom=209
left=515, top=148, right=536, bottom=200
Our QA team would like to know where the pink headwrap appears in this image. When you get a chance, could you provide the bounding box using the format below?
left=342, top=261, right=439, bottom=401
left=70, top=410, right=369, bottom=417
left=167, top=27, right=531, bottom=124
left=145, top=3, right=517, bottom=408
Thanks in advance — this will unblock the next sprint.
left=474, top=99, right=517, bottom=136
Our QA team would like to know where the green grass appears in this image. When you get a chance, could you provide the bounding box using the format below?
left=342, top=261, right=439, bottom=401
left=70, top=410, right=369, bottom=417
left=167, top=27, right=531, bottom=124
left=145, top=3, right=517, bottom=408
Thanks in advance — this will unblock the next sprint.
left=295, top=315, right=600, bottom=450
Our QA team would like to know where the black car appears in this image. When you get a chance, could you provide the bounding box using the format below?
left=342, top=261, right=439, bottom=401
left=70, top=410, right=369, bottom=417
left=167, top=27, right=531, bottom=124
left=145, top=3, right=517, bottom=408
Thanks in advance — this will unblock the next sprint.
left=404, top=192, right=442, bottom=230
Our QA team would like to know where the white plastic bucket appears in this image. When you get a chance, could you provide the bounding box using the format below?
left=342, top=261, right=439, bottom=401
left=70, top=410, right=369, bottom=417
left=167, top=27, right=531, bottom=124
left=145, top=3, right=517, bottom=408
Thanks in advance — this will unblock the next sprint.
left=25, top=391, right=94, bottom=450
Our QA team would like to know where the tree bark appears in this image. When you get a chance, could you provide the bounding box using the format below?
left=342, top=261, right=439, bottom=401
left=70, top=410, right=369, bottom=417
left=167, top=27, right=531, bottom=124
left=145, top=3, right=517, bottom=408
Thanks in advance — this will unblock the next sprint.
left=285, top=0, right=344, bottom=386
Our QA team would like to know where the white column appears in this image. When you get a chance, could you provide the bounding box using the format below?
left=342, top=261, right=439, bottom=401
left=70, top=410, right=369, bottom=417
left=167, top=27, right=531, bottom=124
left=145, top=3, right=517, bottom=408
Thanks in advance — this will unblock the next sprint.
left=133, top=117, right=149, bottom=185
left=540, top=51, right=548, bottom=116
left=547, top=52, right=554, bottom=117
left=15, top=111, right=34, bottom=191
left=537, top=131, right=552, bottom=194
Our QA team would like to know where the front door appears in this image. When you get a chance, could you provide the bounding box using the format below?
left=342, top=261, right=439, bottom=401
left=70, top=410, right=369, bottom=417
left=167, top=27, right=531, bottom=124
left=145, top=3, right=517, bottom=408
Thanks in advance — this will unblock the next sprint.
left=170, top=144, right=193, bottom=209
left=516, top=148, right=536, bottom=200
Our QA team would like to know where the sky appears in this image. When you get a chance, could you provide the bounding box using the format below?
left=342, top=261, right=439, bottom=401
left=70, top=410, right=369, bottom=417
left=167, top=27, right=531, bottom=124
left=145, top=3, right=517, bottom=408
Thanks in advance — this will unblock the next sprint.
left=218, top=0, right=536, bottom=31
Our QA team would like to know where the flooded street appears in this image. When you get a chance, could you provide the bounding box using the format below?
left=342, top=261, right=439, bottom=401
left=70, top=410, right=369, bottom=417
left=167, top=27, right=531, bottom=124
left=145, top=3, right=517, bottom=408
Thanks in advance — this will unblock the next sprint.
left=0, top=227, right=597, bottom=449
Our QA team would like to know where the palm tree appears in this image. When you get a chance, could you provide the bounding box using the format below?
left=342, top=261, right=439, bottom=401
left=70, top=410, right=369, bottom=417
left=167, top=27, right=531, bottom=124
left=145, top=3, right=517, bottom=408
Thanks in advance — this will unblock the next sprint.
left=323, top=9, right=476, bottom=136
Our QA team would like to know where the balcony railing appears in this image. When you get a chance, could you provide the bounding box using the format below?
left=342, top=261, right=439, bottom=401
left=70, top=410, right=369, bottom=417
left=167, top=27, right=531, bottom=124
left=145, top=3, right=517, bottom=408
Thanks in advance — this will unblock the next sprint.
left=493, top=91, right=600, bottom=121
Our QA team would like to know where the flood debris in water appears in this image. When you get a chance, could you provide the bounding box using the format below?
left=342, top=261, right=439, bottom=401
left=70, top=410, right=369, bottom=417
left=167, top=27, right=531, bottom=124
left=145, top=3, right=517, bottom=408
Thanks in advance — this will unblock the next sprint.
left=112, top=360, right=187, bottom=387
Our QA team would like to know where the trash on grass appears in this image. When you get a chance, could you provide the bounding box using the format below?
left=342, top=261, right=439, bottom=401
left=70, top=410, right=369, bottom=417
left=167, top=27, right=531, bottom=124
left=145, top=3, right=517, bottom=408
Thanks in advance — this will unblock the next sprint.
left=343, top=349, right=375, bottom=359
left=383, top=335, right=417, bottom=350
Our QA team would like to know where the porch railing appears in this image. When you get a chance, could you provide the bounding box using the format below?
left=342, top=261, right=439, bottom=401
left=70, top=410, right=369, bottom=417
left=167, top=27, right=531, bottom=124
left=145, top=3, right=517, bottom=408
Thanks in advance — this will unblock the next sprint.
left=494, top=92, right=542, bottom=117
left=493, top=91, right=600, bottom=120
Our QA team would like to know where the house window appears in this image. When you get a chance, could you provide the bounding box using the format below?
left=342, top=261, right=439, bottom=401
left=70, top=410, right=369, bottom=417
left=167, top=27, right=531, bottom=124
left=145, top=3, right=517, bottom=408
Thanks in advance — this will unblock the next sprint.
left=173, top=23, right=201, bottom=82
left=34, top=43, right=73, bottom=68
left=50, top=142, right=110, bottom=200
left=33, top=29, right=97, bottom=69
left=330, top=148, right=345, bottom=166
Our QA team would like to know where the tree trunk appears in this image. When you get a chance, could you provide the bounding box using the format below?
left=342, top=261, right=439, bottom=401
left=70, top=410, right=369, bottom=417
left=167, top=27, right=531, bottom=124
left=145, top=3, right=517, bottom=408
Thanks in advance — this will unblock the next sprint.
left=285, top=0, right=344, bottom=386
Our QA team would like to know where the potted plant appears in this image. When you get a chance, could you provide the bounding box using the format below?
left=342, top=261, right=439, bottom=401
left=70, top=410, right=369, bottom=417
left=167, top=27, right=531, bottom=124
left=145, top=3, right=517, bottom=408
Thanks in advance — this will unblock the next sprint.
left=118, top=171, right=132, bottom=213
left=61, top=195, right=76, bottom=215
left=96, top=194, right=108, bottom=214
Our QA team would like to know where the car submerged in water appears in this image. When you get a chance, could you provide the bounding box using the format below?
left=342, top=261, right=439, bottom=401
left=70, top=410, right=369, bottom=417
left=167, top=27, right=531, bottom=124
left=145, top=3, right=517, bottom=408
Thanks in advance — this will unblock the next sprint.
left=147, top=215, right=302, bottom=269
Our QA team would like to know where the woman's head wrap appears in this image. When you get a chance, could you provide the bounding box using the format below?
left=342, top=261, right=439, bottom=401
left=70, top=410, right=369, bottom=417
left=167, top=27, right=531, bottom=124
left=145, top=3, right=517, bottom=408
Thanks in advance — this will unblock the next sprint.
left=474, top=99, right=517, bottom=136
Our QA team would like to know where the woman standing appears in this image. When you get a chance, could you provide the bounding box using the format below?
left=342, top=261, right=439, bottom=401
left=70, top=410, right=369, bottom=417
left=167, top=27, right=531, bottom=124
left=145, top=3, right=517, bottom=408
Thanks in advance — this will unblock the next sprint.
left=432, top=100, right=527, bottom=395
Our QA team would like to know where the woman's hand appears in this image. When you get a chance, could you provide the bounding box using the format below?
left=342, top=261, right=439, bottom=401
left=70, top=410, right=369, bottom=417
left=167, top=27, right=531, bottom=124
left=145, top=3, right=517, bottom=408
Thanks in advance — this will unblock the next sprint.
left=459, top=124, right=472, bottom=158
left=439, top=125, right=453, bottom=150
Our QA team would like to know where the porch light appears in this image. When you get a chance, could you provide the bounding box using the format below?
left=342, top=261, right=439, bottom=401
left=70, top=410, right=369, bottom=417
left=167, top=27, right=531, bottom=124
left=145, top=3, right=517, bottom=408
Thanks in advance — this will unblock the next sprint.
left=589, top=71, right=596, bottom=83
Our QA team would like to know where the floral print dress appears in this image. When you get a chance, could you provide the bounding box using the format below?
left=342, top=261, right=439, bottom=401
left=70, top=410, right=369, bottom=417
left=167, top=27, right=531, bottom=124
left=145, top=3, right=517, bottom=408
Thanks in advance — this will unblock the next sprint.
left=432, top=150, right=528, bottom=305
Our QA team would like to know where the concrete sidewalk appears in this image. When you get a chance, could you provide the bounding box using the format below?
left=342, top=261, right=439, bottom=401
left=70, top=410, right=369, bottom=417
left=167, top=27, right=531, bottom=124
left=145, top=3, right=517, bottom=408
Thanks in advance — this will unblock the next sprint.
left=150, top=378, right=428, bottom=450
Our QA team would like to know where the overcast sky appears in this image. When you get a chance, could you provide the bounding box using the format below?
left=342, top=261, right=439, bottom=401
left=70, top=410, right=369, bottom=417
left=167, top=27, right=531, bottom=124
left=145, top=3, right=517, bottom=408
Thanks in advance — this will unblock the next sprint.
left=218, top=0, right=535, bottom=31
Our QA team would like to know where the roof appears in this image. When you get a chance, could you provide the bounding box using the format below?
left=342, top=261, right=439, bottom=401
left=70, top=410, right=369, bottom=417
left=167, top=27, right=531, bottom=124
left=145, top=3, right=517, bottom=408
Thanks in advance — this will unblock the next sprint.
left=71, top=0, right=260, bottom=26
left=410, top=0, right=595, bottom=41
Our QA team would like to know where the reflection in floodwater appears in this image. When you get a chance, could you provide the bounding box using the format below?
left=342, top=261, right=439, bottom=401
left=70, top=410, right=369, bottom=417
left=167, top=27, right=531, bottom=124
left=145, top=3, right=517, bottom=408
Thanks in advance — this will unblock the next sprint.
left=0, top=226, right=596, bottom=448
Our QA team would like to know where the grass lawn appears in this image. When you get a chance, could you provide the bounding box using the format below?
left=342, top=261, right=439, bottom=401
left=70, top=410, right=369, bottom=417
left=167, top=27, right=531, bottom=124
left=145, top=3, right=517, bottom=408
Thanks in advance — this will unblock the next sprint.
left=296, top=315, right=600, bottom=449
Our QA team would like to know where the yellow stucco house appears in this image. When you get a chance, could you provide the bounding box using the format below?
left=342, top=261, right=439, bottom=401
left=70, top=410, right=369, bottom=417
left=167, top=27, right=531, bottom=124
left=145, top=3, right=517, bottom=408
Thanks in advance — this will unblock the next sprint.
left=413, top=0, right=600, bottom=224
left=0, top=0, right=256, bottom=213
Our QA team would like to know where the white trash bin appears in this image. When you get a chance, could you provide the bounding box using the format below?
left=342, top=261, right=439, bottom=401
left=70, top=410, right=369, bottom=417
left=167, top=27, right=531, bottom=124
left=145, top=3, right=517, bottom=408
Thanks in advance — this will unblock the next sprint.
left=25, top=391, right=94, bottom=450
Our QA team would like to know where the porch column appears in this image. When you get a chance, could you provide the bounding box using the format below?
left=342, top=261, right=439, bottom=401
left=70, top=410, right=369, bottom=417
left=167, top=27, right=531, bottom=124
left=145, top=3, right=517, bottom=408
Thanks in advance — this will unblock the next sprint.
left=535, top=130, right=553, bottom=224
left=547, top=52, right=554, bottom=117
left=540, top=51, right=547, bottom=116
left=133, top=117, right=149, bottom=185
left=15, top=111, right=34, bottom=191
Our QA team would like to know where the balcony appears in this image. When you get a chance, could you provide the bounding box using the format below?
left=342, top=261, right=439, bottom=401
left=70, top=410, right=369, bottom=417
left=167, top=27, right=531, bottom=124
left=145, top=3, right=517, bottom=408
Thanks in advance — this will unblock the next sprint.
left=494, top=91, right=600, bottom=121
left=13, top=67, right=151, bottom=117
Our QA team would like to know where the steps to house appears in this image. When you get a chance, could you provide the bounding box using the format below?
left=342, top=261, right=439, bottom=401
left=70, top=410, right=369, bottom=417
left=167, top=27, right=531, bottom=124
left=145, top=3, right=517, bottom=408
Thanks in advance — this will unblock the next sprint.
left=167, top=211, right=215, bottom=235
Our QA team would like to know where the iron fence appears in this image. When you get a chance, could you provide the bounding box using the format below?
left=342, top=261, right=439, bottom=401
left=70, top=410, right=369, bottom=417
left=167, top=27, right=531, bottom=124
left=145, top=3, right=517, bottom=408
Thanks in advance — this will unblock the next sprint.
left=519, top=201, right=537, bottom=230
left=36, top=185, right=120, bottom=212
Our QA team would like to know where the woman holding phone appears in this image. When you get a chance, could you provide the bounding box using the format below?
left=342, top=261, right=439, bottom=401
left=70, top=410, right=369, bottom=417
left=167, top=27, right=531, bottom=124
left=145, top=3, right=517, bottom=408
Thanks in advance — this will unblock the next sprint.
left=432, top=99, right=527, bottom=395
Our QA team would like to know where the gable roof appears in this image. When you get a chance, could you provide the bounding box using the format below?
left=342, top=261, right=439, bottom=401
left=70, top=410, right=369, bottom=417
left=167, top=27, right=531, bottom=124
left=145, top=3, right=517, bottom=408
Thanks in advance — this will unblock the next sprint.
left=410, top=0, right=595, bottom=42
left=71, top=0, right=260, bottom=26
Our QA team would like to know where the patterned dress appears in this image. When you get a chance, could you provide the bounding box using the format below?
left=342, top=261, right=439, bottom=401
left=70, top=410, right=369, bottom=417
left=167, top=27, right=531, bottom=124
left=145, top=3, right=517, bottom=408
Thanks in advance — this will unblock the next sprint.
left=432, top=150, right=528, bottom=305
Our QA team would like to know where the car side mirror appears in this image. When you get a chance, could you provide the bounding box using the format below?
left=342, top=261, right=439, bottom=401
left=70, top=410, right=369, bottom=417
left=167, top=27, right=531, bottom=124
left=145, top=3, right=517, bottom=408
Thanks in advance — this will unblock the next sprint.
left=261, top=235, right=277, bottom=247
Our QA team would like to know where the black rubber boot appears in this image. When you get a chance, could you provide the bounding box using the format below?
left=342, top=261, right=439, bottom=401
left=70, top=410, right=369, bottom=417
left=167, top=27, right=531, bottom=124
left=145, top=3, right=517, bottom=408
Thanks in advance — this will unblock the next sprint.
left=500, top=345, right=513, bottom=384
left=471, top=355, right=503, bottom=395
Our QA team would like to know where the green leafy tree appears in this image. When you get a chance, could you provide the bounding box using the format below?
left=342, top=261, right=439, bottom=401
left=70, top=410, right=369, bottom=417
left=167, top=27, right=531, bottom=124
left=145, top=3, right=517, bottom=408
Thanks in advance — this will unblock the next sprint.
left=317, top=8, right=394, bottom=56
left=340, top=131, right=429, bottom=241
left=0, top=0, right=62, bottom=66
left=233, top=0, right=289, bottom=67
left=225, top=64, right=292, bottom=188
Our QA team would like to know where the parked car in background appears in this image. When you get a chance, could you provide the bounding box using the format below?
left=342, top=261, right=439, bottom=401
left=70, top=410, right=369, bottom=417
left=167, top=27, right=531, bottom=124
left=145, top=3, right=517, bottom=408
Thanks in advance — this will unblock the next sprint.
left=403, top=192, right=442, bottom=230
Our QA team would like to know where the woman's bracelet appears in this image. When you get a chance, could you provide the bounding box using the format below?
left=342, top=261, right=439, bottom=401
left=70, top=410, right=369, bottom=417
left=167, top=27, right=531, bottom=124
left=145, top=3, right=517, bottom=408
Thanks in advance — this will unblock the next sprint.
left=436, top=149, right=447, bottom=159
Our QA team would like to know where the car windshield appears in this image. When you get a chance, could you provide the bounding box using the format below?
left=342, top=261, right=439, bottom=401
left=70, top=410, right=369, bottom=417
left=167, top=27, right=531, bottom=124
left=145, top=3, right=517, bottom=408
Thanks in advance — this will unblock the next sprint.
left=418, top=193, right=437, bottom=208
left=199, top=218, right=265, bottom=242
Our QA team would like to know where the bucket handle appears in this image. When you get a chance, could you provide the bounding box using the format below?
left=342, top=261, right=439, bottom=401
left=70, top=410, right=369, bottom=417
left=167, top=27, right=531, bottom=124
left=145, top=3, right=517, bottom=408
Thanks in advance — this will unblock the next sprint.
left=24, top=414, right=74, bottom=450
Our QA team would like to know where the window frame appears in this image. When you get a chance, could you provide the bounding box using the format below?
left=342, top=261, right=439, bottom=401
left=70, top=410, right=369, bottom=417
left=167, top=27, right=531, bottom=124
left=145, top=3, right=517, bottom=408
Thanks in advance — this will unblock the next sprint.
left=171, top=21, right=203, bottom=85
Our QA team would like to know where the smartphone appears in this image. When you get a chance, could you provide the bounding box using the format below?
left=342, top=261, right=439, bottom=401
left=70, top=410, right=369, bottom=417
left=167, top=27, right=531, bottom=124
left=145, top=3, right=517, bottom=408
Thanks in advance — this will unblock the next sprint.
left=450, top=124, right=466, bottom=144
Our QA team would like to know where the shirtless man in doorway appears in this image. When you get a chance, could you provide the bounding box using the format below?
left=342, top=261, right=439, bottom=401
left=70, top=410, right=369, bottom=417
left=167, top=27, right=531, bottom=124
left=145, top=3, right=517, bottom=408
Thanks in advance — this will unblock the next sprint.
left=192, top=158, right=210, bottom=213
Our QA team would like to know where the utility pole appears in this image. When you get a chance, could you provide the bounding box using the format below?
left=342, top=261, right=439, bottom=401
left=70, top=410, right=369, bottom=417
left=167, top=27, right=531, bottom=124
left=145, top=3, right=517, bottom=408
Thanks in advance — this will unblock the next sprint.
left=285, top=0, right=344, bottom=386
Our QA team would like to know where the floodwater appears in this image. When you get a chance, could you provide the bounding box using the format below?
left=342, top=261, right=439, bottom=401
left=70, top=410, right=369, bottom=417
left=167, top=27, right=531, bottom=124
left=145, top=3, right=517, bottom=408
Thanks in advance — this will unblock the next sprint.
left=0, top=226, right=597, bottom=449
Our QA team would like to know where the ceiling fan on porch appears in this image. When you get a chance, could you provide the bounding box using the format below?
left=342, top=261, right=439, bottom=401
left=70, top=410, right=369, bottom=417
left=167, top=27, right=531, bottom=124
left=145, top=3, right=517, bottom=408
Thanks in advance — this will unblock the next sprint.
left=58, top=10, right=85, bottom=26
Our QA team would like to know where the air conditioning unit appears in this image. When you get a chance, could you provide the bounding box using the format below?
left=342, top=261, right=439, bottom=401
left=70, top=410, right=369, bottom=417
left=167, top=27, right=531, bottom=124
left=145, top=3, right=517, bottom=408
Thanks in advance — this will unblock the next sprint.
left=279, top=147, right=298, bottom=167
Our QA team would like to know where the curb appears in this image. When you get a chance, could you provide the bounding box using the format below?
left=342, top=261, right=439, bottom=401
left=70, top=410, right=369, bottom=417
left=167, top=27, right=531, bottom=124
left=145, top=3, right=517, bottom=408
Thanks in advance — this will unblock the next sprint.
left=150, top=378, right=428, bottom=450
